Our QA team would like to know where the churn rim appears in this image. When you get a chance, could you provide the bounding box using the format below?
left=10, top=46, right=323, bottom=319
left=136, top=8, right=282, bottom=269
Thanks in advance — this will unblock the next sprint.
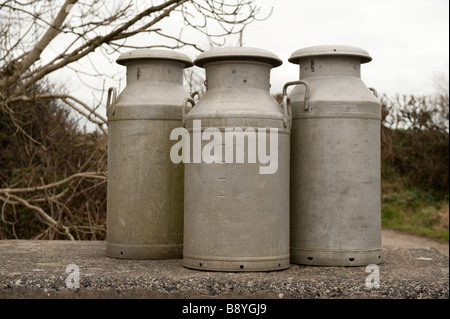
left=288, top=45, right=372, bottom=64
left=194, top=47, right=283, bottom=68
left=116, top=49, right=193, bottom=68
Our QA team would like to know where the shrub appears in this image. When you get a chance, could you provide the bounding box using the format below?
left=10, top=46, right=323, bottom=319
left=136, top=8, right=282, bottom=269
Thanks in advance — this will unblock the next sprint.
left=381, top=93, right=449, bottom=196
left=0, top=85, right=107, bottom=240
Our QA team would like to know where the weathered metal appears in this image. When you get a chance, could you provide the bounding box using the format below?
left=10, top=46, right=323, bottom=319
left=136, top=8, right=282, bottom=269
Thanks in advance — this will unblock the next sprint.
left=183, top=47, right=290, bottom=271
left=286, top=45, right=383, bottom=266
left=106, top=49, right=193, bottom=259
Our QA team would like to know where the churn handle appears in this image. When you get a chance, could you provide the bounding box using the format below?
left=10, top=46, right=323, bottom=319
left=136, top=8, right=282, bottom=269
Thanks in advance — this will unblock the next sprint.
left=106, top=87, right=117, bottom=117
left=191, top=91, right=200, bottom=101
left=369, top=87, right=378, bottom=98
left=182, top=97, right=196, bottom=127
left=281, top=95, right=292, bottom=130
left=281, top=80, right=310, bottom=129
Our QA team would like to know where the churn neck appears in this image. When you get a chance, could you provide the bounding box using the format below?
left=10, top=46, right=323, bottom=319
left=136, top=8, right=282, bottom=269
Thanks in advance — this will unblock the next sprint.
left=203, top=60, right=275, bottom=90
left=194, top=47, right=282, bottom=91
left=116, top=49, right=193, bottom=85
left=288, top=45, right=372, bottom=79
left=122, top=60, right=186, bottom=85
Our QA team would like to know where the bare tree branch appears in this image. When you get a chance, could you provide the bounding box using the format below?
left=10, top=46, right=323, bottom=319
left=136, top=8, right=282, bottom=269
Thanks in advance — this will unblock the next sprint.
left=0, top=0, right=78, bottom=89
left=0, top=172, right=106, bottom=194
left=0, top=191, right=75, bottom=240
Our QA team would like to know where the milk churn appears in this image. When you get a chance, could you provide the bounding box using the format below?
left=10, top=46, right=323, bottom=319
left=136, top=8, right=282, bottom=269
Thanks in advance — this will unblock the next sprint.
left=106, top=49, right=193, bottom=259
left=182, top=47, right=290, bottom=271
left=285, top=45, right=382, bottom=266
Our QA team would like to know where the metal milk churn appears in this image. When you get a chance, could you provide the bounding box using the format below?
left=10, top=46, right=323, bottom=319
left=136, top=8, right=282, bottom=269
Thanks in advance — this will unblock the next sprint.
left=285, top=45, right=382, bottom=266
left=106, top=49, right=193, bottom=259
left=182, top=47, right=290, bottom=271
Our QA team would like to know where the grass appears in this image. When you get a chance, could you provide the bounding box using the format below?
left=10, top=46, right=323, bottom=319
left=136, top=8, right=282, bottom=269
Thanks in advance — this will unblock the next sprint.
left=381, top=162, right=449, bottom=243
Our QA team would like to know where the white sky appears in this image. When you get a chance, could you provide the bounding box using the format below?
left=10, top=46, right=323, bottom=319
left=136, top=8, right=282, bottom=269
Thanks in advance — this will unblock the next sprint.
left=243, top=0, right=449, bottom=97
left=46, top=0, right=449, bottom=127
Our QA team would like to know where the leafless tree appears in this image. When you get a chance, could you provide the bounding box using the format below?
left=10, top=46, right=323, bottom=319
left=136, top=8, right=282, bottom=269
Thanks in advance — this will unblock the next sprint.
left=1, top=0, right=269, bottom=129
left=0, top=0, right=270, bottom=239
left=381, top=92, right=449, bottom=132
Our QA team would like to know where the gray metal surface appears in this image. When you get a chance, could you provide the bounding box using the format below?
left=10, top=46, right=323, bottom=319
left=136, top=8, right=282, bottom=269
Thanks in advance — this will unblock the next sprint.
left=194, top=46, right=283, bottom=68
left=288, top=45, right=372, bottom=64
left=183, top=47, right=290, bottom=271
left=116, top=49, right=194, bottom=67
left=287, top=45, right=382, bottom=266
left=106, top=49, right=192, bottom=259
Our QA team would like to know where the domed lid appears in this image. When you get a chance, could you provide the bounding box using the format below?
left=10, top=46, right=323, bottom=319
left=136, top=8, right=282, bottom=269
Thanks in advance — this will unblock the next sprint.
left=288, top=45, right=372, bottom=64
left=116, top=49, right=193, bottom=67
left=194, top=47, right=283, bottom=68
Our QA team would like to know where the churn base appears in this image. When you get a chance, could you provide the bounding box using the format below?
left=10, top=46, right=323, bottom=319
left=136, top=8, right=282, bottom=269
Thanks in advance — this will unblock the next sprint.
left=290, top=247, right=383, bottom=266
left=182, top=255, right=290, bottom=272
left=106, top=242, right=183, bottom=260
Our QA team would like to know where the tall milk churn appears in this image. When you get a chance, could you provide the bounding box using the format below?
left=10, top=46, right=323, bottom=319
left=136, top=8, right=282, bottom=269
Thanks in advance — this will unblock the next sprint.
left=285, top=45, right=382, bottom=266
left=182, top=47, right=290, bottom=271
left=106, top=49, right=193, bottom=259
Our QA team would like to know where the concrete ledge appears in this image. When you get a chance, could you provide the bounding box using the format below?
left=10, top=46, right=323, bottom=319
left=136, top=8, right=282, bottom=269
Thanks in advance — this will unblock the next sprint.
left=0, top=240, right=448, bottom=299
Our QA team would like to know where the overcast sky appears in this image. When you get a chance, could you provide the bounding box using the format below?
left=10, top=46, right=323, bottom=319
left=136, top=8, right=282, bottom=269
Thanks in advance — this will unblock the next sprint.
left=243, top=0, right=449, bottom=96
left=48, top=0, right=449, bottom=125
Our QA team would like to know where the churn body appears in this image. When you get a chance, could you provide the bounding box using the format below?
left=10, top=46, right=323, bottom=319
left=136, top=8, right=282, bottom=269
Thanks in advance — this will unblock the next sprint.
left=106, top=50, right=192, bottom=259
left=183, top=47, right=290, bottom=271
left=287, top=45, right=383, bottom=266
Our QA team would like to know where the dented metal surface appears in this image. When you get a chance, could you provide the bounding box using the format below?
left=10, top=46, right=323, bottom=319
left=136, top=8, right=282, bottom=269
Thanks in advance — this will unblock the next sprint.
left=106, top=49, right=193, bottom=259
left=183, top=47, right=290, bottom=271
left=287, top=45, right=383, bottom=266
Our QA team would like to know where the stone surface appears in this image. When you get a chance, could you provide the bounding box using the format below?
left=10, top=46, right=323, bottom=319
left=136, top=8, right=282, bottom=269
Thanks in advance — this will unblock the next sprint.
left=0, top=240, right=448, bottom=299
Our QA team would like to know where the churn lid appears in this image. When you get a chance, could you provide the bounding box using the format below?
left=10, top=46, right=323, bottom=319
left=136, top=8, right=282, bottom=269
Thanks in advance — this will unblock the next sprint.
left=116, top=49, right=193, bottom=68
left=288, top=45, right=372, bottom=64
left=194, top=47, right=283, bottom=68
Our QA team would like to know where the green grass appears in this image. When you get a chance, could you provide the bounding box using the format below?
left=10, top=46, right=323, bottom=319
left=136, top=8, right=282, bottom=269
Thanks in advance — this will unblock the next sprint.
left=381, top=163, right=449, bottom=243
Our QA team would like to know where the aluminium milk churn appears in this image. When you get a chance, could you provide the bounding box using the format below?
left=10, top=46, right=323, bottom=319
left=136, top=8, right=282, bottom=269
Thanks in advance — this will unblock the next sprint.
left=106, top=49, right=193, bottom=259
left=182, top=47, right=290, bottom=271
left=285, top=45, right=382, bottom=266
